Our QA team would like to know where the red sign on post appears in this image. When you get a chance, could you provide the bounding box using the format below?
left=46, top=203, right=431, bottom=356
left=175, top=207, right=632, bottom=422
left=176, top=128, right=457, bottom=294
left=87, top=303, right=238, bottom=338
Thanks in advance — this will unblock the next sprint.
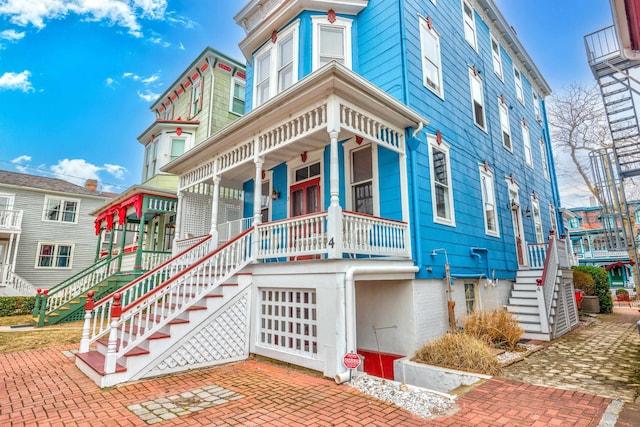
left=343, top=352, right=361, bottom=369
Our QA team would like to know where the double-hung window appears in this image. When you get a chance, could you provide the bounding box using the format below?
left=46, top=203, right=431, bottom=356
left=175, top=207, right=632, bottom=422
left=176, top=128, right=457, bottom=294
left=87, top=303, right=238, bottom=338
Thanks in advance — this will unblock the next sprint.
left=469, top=68, right=486, bottom=130
left=36, top=242, right=73, bottom=268
left=462, top=1, right=477, bottom=49
left=312, top=16, right=352, bottom=70
left=491, top=35, right=503, bottom=79
left=171, top=138, right=185, bottom=162
left=163, top=103, right=173, bottom=120
left=254, top=23, right=299, bottom=107
left=43, top=196, right=79, bottom=224
left=522, top=122, right=533, bottom=167
left=230, top=78, right=245, bottom=115
left=480, top=166, right=499, bottom=236
left=190, top=76, right=203, bottom=116
left=514, top=67, right=524, bottom=104
left=549, top=203, right=558, bottom=232
left=499, top=97, right=511, bottom=151
left=351, top=145, right=374, bottom=215
left=429, top=135, right=455, bottom=226
left=532, top=197, right=543, bottom=243
left=540, top=137, right=550, bottom=179
left=419, top=17, right=443, bottom=97
left=533, top=91, right=542, bottom=122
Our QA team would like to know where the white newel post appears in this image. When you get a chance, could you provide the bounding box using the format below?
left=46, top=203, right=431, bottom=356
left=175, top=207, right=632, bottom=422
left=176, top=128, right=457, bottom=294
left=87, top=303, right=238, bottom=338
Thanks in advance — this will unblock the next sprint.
left=327, top=97, right=343, bottom=259
left=173, top=190, right=184, bottom=256
left=104, top=293, right=122, bottom=375
left=210, top=176, right=221, bottom=247
left=535, top=278, right=550, bottom=334
left=252, top=156, right=263, bottom=260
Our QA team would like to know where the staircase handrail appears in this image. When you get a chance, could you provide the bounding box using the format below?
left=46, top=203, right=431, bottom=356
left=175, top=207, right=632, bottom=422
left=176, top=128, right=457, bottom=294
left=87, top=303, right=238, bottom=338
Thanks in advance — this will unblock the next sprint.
left=80, top=228, right=254, bottom=371
left=37, top=254, right=123, bottom=316
left=0, top=266, right=36, bottom=295
left=91, top=234, right=213, bottom=308
left=538, top=231, right=559, bottom=327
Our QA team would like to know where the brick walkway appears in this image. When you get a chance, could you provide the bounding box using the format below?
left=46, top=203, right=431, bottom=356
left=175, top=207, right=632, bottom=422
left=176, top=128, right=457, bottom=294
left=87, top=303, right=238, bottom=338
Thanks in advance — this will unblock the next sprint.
left=0, top=345, right=613, bottom=426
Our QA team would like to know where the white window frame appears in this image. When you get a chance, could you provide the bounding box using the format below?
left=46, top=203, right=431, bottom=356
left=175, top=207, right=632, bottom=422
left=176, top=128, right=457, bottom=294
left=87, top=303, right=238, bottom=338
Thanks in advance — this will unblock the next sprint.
left=0, top=193, right=14, bottom=210
left=312, top=15, right=352, bottom=71
left=230, top=77, right=246, bottom=116
left=549, top=203, right=558, bottom=233
left=42, top=195, right=80, bottom=224
left=469, top=68, right=486, bottom=130
left=462, top=1, right=477, bottom=50
left=343, top=139, right=380, bottom=216
left=531, top=197, right=544, bottom=243
left=514, top=66, right=524, bottom=104
left=479, top=166, right=499, bottom=237
left=533, top=91, right=542, bottom=122
left=190, top=76, right=203, bottom=117
left=253, top=21, right=299, bottom=107
left=163, top=103, right=173, bottom=120
left=498, top=97, right=512, bottom=151
left=428, top=134, right=455, bottom=226
left=35, top=242, right=74, bottom=269
left=540, top=137, right=550, bottom=180
left=491, top=34, right=503, bottom=79
left=170, top=138, right=186, bottom=162
left=522, top=122, right=533, bottom=168
left=419, top=16, right=444, bottom=97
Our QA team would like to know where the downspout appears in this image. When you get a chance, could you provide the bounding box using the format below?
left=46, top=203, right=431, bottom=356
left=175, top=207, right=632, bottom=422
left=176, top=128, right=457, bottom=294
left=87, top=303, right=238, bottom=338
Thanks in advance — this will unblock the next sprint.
left=469, top=247, right=490, bottom=278
left=335, top=264, right=419, bottom=384
left=408, top=124, right=424, bottom=269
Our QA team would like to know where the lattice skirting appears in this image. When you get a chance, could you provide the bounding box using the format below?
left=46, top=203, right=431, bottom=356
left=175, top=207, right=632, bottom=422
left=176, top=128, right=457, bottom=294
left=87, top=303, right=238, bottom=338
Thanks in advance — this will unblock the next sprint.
left=140, top=289, right=250, bottom=379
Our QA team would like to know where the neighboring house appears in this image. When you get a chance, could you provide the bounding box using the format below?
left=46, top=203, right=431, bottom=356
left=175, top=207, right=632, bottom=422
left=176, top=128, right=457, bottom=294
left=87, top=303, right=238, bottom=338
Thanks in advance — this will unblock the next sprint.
left=568, top=202, right=639, bottom=289
left=138, top=47, right=247, bottom=192
left=32, top=47, right=246, bottom=327
left=76, top=0, right=578, bottom=388
left=0, top=170, right=111, bottom=296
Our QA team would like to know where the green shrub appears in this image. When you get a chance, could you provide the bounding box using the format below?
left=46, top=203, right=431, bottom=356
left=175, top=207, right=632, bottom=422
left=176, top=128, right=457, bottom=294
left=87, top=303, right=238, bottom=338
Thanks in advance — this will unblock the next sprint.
left=0, top=297, right=36, bottom=317
left=573, top=269, right=596, bottom=296
left=572, top=266, right=613, bottom=313
left=413, top=332, right=501, bottom=376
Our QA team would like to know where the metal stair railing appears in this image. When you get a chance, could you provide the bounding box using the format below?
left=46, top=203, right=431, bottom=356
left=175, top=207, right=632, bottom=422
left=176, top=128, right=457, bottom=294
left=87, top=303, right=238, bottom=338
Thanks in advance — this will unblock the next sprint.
left=80, top=228, right=254, bottom=375
left=34, top=254, right=123, bottom=323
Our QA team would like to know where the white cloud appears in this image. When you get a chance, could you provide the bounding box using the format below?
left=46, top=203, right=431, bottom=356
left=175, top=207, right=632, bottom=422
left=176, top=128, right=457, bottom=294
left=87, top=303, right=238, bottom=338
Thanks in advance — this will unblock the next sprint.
left=165, top=11, right=196, bottom=29
left=11, top=154, right=31, bottom=164
left=106, top=77, right=115, bottom=86
left=0, top=70, right=34, bottom=92
left=50, top=159, right=128, bottom=187
left=178, top=42, right=184, bottom=50
left=0, top=0, right=171, bottom=38
left=103, top=163, right=126, bottom=180
left=137, top=90, right=159, bottom=102
left=141, top=74, right=158, bottom=84
left=0, top=29, right=25, bottom=41
left=10, top=155, right=31, bottom=173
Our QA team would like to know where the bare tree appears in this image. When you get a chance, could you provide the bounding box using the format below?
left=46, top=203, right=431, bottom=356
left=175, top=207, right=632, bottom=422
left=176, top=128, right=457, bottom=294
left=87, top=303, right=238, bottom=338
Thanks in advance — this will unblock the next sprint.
left=547, top=83, right=611, bottom=206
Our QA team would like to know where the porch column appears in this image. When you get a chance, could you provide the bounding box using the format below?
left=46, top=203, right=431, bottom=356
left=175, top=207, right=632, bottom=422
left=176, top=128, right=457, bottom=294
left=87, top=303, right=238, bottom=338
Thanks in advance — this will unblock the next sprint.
left=174, top=190, right=184, bottom=250
left=327, top=130, right=343, bottom=259
left=10, top=233, right=19, bottom=277
left=210, top=176, right=221, bottom=247
left=252, top=157, right=264, bottom=260
left=157, top=214, right=166, bottom=252
left=117, top=224, right=126, bottom=271
left=94, top=226, right=103, bottom=262
left=134, top=212, right=147, bottom=273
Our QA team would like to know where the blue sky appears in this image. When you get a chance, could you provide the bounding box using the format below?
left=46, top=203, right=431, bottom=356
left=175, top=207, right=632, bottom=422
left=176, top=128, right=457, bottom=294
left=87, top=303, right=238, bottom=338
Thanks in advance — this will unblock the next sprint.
left=0, top=0, right=613, bottom=203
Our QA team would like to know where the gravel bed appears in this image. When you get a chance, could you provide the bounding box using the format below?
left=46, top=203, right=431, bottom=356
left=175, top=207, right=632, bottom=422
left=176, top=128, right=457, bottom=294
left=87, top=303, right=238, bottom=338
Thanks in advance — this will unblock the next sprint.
left=349, top=375, right=456, bottom=419
left=497, top=343, right=542, bottom=366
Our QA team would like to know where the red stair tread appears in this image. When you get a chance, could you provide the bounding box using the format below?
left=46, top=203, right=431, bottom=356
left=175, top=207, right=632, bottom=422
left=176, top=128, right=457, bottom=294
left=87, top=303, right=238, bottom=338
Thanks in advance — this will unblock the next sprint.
left=76, top=351, right=126, bottom=375
left=95, top=339, right=149, bottom=357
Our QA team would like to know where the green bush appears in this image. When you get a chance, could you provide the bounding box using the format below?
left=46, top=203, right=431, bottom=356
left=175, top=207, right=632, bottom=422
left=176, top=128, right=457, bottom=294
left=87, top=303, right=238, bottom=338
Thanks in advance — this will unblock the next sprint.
left=572, top=266, right=613, bottom=313
left=573, top=269, right=596, bottom=296
left=0, top=297, right=36, bottom=317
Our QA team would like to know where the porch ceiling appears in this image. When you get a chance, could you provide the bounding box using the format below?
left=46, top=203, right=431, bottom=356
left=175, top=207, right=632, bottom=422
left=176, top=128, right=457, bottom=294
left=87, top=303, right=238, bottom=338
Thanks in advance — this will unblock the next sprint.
left=163, top=62, right=429, bottom=188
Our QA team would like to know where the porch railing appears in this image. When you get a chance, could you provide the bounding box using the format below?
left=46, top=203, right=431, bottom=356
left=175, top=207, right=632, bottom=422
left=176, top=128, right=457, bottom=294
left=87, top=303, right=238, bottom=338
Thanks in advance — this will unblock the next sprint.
left=0, top=209, right=23, bottom=231
left=0, top=265, right=35, bottom=295
left=218, top=217, right=254, bottom=245
left=343, top=211, right=410, bottom=257
left=256, top=212, right=328, bottom=259
left=173, top=234, right=211, bottom=254
left=141, top=251, right=172, bottom=271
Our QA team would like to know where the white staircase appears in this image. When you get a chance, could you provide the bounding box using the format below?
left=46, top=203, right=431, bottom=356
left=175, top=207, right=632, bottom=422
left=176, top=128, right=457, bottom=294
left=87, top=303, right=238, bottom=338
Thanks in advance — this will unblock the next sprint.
left=506, top=269, right=556, bottom=341
left=76, top=229, right=254, bottom=387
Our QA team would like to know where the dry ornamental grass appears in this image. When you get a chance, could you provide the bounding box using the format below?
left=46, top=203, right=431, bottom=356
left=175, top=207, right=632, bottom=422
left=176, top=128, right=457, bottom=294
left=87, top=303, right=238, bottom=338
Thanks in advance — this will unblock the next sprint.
left=463, top=308, right=524, bottom=350
left=0, top=315, right=83, bottom=354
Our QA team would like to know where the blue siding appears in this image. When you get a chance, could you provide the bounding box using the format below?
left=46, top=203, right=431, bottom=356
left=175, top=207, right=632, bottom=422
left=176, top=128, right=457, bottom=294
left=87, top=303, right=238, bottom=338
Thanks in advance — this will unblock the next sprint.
left=378, top=146, right=402, bottom=221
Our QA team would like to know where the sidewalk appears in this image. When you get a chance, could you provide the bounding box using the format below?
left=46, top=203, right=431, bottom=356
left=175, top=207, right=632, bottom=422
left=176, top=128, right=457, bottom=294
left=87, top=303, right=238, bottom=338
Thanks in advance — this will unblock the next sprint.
left=0, top=307, right=637, bottom=426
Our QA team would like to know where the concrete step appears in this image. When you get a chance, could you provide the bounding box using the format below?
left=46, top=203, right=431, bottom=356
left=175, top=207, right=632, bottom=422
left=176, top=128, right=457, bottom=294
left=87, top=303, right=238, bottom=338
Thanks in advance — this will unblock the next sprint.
left=512, top=313, right=540, bottom=323
left=513, top=283, right=538, bottom=292
left=507, top=305, right=539, bottom=315
left=508, top=297, right=538, bottom=307
left=511, top=290, right=537, bottom=299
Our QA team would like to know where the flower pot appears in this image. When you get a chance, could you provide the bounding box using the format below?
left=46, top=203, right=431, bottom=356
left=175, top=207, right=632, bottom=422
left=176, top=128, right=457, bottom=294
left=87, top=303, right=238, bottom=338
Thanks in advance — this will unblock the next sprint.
left=581, top=295, right=600, bottom=313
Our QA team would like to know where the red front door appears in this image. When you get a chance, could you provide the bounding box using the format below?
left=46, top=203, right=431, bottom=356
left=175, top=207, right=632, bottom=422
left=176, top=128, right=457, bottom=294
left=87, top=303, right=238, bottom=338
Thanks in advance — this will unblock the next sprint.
left=290, top=177, right=320, bottom=217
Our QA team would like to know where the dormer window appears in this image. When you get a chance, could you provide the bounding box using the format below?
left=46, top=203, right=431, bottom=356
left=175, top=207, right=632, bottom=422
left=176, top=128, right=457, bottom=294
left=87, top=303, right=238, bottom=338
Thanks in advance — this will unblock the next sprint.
left=312, top=15, right=352, bottom=71
left=190, top=76, right=203, bottom=117
left=254, top=22, right=299, bottom=107
left=163, top=103, right=173, bottom=120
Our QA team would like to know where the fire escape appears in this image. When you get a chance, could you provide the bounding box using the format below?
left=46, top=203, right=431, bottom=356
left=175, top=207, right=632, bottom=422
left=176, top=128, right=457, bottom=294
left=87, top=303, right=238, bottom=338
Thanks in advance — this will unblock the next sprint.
left=585, top=23, right=640, bottom=280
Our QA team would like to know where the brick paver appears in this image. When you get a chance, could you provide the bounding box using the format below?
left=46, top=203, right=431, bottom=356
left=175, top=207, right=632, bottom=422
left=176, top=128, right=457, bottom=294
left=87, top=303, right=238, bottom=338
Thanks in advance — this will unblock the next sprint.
left=0, top=342, right=614, bottom=426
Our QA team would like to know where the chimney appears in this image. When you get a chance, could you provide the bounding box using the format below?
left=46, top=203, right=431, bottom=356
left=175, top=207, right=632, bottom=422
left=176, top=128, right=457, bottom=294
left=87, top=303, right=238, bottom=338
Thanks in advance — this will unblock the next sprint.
left=85, top=179, right=98, bottom=192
